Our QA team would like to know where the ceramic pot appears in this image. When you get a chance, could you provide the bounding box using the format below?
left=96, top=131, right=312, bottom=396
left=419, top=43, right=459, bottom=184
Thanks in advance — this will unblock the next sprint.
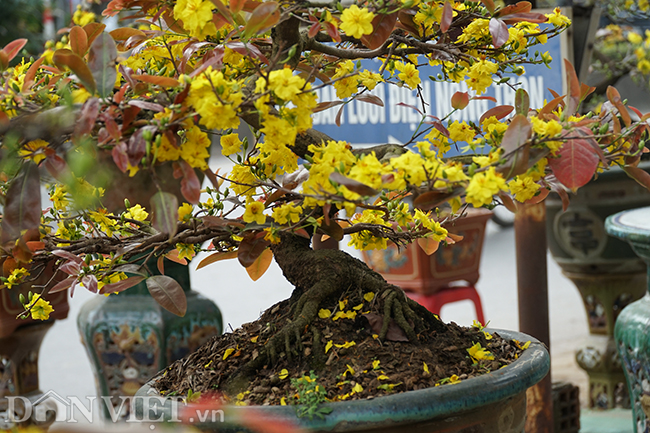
left=133, top=329, right=549, bottom=433
left=606, top=206, right=650, bottom=432
left=77, top=261, right=223, bottom=421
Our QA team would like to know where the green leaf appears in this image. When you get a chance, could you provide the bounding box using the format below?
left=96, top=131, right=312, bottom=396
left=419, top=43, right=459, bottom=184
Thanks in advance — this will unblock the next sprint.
left=146, top=275, right=187, bottom=316
left=87, top=32, right=118, bottom=99
left=151, top=191, right=179, bottom=239
left=514, top=88, right=529, bottom=116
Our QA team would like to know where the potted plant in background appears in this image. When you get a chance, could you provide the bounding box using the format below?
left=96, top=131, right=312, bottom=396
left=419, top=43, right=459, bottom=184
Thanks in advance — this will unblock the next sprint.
left=0, top=0, right=649, bottom=430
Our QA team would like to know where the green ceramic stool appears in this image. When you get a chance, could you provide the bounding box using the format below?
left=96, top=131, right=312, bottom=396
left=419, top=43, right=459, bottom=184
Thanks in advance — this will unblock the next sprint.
left=606, top=206, right=650, bottom=432
left=77, top=261, right=223, bottom=421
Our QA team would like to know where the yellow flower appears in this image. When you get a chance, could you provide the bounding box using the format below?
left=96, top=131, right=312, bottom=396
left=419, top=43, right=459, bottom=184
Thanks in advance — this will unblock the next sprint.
left=508, top=175, right=541, bottom=202
left=395, top=61, right=420, bottom=90
left=50, top=184, right=69, bottom=211
left=466, top=60, right=498, bottom=95
left=272, top=203, right=303, bottom=225
left=638, top=59, right=650, bottom=75
left=545, top=8, right=571, bottom=27
left=31, top=297, right=54, bottom=321
left=265, top=67, right=306, bottom=102
left=124, top=204, right=149, bottom=221
left=175, top=243, right=196, bottom=261
left=220, top=133, right=242, bottom=156
left=4, top=267, right=29, bottom=289
left=19, top=139, right=49, bottom=164
left=340, top=5, right=375, bottom=39
left=178, top=203, right=194, bottom=221
left=173, top=0, right=217, bottom=38
left=467, top=342, right=495, bottom=363
left=73, top=5, right=96, bottom=26
left=465, top=167, right=506, bottom=208
left=89, top=210, right=117, bottom=236
left=243, top=200, right=266, bottom=225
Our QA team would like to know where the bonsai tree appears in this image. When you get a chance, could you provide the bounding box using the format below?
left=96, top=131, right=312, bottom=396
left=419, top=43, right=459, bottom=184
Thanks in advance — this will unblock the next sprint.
left=1, top=0, right=649, bottom=402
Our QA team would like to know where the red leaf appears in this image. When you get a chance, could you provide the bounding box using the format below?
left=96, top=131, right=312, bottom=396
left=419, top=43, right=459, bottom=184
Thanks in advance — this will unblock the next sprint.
left=112, top=141, right=129, bottom=172
left=99, top=276, right=146, bottom=294
left=147, top=275, right=187, bottom=316
left=1, top=162, right=41, bottom=244
left=238, top=234, right=271, bottom=268
left=440, top=1, right=453, bottom=33
left=131, top=74, right=180, bottom=88
left=2, top=38, right=27, bottom=62
left=495, top=1, right=532, bottom=17
left=82, top=274, right=99, bottom=293
left=230, top=0, right=247, bottom=13
left=128, top=100, right=165, bottom=112
left=360, top=12, right=397, bottom=50
left=329, top=172, right=378, bottom=196
left=624, top=166, right=650, bottom=190
left=451, top=91, right=469, bottom=110
left=196, top=251, right=238, bottom=270
left=176, top=160, right=201, bottom=204
left=548, top=132, right=600, bottom=191
left=52, top=249, right=84, bottom=263
left=356, top=94, right=384, bottom=106
left=83, top=23, right=107, bottom=47
left=479, top=105, right=513, bottom=124
left=564, top=59, right=580, bottom=115
left=69, top=26, right=89, bottom=56
left=21, top=56, right=45, bottom=92
left=53, top=49, right=96, bottom=94
left=501, top=114, right=531, bottom=154
left=489, top=18, right=509, bottom=48
left=606, top=85, right=632, bottom=127
left=308, top=21, right=320, bottom=39
left=245, top=248, right=273, bottom=281
left=501, top=12, right=548, bottom=24
left=48, top=276, right=77, bottom=294
left=243, top=1, right=280, bottom=39
left=313, top=100, right=344, bottom=113
left=109, top=27, right=146, bottom=41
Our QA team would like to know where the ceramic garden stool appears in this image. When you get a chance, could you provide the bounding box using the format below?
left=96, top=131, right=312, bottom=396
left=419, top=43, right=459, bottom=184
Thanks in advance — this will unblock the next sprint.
left=78, top=261, right=223, bottom=421
left=547, top=164, right=650, bottom=408
left=606, top=206, right=650, bottom=433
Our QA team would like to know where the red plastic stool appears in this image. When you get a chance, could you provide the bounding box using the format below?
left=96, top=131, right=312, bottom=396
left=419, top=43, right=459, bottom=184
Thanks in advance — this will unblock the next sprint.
left=406, top=285, right=486, bottom=325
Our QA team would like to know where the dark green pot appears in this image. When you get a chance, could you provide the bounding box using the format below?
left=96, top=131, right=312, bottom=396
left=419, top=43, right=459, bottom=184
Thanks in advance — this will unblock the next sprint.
left=607, top=207, right=650, bottom=433
left=133, top=329, right=549, bottom=433
left=77, top=261, right=223, bottom=421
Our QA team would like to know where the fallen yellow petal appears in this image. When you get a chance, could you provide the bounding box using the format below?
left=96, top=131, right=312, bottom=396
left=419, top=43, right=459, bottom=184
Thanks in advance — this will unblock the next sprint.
left=423, top=362, right=429, bottom=374
left=325, top=340, right=333, bottom=353
left=363, top=292, right=375, bottom=302
left=319, top=308, right=332, bottom=319
left=223, top=348, right=235, bottom=360
left=250, top=336, right=259, bottom=343
left=352, top=383, right=363, bottom=393
left=279, top=369, right=289, bottom=379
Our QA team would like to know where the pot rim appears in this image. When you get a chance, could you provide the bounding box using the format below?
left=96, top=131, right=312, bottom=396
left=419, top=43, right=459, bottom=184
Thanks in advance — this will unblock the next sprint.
left=606, top=206, right=650, bottom=244
left=134, top=328, right=549, bottom=431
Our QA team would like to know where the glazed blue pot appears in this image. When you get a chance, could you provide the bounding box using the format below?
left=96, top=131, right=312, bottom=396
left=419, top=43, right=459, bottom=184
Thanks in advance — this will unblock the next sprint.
left=134, top=329, right=549, bottom=433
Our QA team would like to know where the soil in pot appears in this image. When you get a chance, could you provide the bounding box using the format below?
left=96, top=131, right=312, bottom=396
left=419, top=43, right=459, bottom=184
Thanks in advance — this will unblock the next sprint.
left=153, top=237, right=525, bottom=406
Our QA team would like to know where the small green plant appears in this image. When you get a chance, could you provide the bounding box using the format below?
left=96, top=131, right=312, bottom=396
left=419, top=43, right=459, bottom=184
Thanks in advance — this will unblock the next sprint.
left=291, top=371, right=332, bottom=420
left=186, top=389, right=202, bottom=403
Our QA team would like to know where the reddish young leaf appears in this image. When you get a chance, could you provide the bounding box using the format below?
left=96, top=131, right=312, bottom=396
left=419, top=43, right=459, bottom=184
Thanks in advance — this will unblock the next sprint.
left=21, top=56, right=45, bottom=92
left=538, top=93, right=565, bottom=118
left=308, top=21, right=320, bottom=39
left=489, top=18, right=509, bottom=48
left=413, top=189, right=459, bottom=210
left=109, top=27, right=146, bottom=41
left=548, top=133, right=600, bottom=191
left=624, top=166, right=650, bottom=190
left=73, top=98, right=100, bottom=139
left=0, top=51, right=9, bottom=70
left=69, top=26, right=89, bottom=56
left=501, top=12, right=548, bottom=24
left=151, top=191, right=179, bottom=239
left=230, top=0, right=247, bottom=13
left=501, top=114, right=532, bottom=154
left=53, top=49, right=96, bottom=94
left=176, top=160, right=201, bottom=204
left=196, top=251, right=238, bottom=270
left=356, top=94, right=384, bottom=106
left=82, top=274, right=99, bottom=293
left=132, top=74, right=180, bottom=88
left=245, top=248, right=273, bottom=281
left=479, top=105, right=513, bottom=124
left=417, top=237, right=440, bottom=255
left=147, top=275, right=187, bottom=316
left=396, top=9, right=419, bottom=36
left=497, top=191, right=517, bottom=213
left=2, top=38, right=27, bottom=62
left=128, top=100, right=165, bottom=112
left=112, top=142, right=129, bottom=172
left=495, top=1, right=532, bottom=17
left=313, top=100, right=344, bottom=113
left=88, top=32, right=118, bottom=98
left=335, top=104, right=344, bottom=127
left=329, top=172, right=378, bottom=196
left=210, top=0, right=236, bottom=26
left=164, top=249, right=189, bottom=266
left=451, top=91, right=470, bottom=110
left=1, top=162, right=41, bottom=244
left=48, top=276, right=78, bottom=294
left=440, top=1, right=454, bottom=33
left=99, top=276, right=146, bottom=295
left=319, top=220, right=344, bottom=242
left=238, top=234, right=271, bottom=268
left=243, top=1, right=280, bottom=39
left=524, top=187, right=550, bottom=205
left=83, top=23, right=107, bottom=47
left=361, top=13, right=397, bottom=49
left=324, top=21, right=341, bottom=42
left=564, top=59, right=580, bottom=115
left=550, top=182, right=571, bottom=211
left=606, top=85, right=632, bottom=127
left=480, top=0, right=496, bottom=14
left=471, top=95, right=498, bottom=102
left=52, top=249, right=84, bottom=263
